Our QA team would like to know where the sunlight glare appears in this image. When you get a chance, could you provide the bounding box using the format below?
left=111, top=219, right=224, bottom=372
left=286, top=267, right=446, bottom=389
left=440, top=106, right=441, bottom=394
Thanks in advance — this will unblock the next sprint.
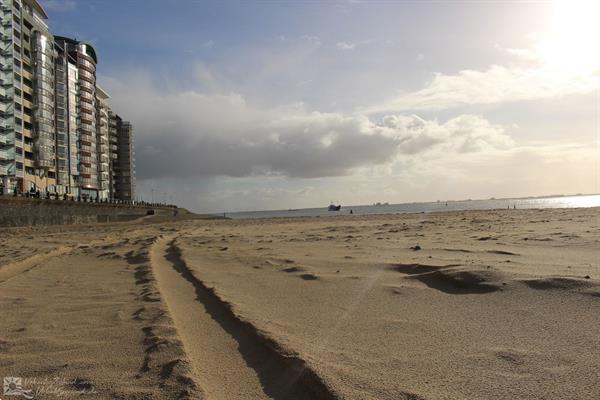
left=536, top=0, right=600, bottom=76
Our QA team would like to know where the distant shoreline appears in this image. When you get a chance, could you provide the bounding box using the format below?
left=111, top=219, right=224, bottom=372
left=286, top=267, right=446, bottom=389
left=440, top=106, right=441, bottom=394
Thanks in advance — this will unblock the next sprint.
left=222, top=193, right=600, bottom=219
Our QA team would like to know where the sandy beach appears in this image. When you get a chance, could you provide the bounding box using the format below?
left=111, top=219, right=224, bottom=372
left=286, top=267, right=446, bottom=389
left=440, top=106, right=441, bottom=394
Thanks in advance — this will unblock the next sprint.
left=1, top=207, right=599, bottom=399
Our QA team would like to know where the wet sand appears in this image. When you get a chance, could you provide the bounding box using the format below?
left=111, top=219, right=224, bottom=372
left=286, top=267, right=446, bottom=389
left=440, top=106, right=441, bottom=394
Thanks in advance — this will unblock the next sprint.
left=0, top=207, right=599, bottom=399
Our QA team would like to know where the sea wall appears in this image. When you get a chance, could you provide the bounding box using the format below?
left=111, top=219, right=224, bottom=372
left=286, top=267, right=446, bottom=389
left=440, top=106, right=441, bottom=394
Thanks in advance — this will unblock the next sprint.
left=0, top=197, right=165, bottom=227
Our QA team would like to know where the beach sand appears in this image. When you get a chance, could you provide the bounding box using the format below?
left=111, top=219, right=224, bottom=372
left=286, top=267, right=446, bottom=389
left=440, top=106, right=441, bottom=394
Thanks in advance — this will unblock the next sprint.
left=0, top=207, right=598, bottom=399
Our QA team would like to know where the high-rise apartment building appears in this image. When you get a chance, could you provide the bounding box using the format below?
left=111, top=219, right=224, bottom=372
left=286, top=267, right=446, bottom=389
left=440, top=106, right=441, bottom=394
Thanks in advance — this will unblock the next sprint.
left=96, top=85, right=110, bottom=200
left=0, top=0, right=135, bottom=201
left=115, top=120, right=135, bottom=201
left=1, top=0, right=56, bottom=195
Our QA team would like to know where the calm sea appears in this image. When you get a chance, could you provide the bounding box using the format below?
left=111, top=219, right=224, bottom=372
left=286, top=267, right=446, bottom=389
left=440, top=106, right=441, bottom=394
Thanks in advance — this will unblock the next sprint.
left=225, top=194, right=600, bottom=220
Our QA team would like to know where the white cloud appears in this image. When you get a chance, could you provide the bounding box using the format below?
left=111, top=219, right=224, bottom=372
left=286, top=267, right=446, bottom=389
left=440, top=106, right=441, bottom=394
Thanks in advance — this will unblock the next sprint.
left=364, top=64, right=600, bottom=113
left=100, top=72, right=514, bottom=181
left=336, top=40, right=373, bottom=50
left=336, top=41, right=356, bottom=50
left=381, top=114, right=513, bottom=154
left=366, top=29, right=600, bottom=114
left=202, top=40, right=214, bottom=48
left=301, top=35, right=322, bottom=46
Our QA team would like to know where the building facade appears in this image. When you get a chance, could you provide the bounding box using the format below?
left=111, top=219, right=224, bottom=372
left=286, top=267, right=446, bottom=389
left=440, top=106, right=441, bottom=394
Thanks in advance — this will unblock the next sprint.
left=115, top=119, right=135, bottom=201
left=0, top=0, right=135, bottom=201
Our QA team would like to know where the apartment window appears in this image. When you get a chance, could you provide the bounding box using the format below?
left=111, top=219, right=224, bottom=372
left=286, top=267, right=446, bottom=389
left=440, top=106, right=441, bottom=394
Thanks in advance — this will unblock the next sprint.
left=23, top=20, right=32, bottom=30
left=23, top=107, right=31, bottom=116
left=13, top=44, right=21, bottom=54
left=15, top=132, right=22, bottom=140
left=13, top=72, right=21, bottom=81
left=13, top=29, right=20, bottom=39
left=13, top=15, right=19, bottom=25
left=24, top=137, right=33, bottom=145
left=23, top=63, right=32, bottom=73
left=14, top=88, right=21, bottom=97
left=15, top=147, right=22, bottom=155
left=14, top=117, right=22, bottom=125
left=13, top=1, right=20, bottom=10
left=23, top=77, right=32, bottom=88
left=16, top=162, right=23, bottom=171
left=24, top=151, right=33, bottom=160
left=14, top=103, right=21, bottom=111
left=13, top=58, right=21, bottom=68
left=25, top=167, right=34, bottom=175
left=23, top=49, right=30, bottom=58
left=48, top=171, right=55, bottom=179
left=24, top=121, right=32, bottom=131
left=23, top=92, right=32, bottom=102
left=22, top=33, right=29, bottom=43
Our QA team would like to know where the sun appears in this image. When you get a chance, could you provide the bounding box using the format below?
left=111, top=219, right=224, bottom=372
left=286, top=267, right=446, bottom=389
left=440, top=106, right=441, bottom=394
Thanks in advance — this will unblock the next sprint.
left=536, top=0, right=600, bottom=76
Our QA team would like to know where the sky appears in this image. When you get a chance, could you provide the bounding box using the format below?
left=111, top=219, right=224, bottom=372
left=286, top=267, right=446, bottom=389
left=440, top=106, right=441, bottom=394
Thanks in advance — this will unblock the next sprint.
left=40, top=0, right=599, bottom=213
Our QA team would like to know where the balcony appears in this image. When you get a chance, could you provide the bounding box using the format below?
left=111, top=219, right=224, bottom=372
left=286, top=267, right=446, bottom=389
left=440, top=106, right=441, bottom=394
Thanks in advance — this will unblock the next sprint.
left=0, top=132, right=13, bottom=146
left=78, top=61, right=95, bottom=75
left=0, top=147, right=14, bottom=160
left=78, top=69, right=94, bottom=84
left=0, top=77, right=13, bottom=87
left=0, top=90, right=14, bottom=104
left=79, top=177, right=97, bottom=188
left=0, top=123, right=13, bottom=133
left=78, top=52, right=95, bottom=65
left=79, top=165, right=93, bottom=175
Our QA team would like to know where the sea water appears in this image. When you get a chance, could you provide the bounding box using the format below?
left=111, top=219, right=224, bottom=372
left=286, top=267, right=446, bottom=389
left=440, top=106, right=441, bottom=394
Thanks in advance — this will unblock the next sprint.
left=225, top=194, right=600, bottom=219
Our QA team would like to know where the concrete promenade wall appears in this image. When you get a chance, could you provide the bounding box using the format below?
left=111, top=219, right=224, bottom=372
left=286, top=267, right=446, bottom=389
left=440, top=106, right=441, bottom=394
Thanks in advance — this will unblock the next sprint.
left=0, top=197, right=165, bottom=227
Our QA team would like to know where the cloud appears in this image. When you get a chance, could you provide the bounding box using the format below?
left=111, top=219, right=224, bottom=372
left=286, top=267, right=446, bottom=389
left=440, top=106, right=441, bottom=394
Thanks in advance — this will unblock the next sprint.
left=41, top=0, right=77, bottom=12
left=202, top=40, right=214, bottom=48
left=100, top=72, right=513, bottom=181
left=366, top=32, right=600, bottom=114
left=381, top=114, right=513, bottom=154
left=364, top=64, right=600, bottom=113
left=336, top=39, right=373, bottom=50
left=336, top=41, right=356, bottom=50
left=301, top=35, right=322, bottom=46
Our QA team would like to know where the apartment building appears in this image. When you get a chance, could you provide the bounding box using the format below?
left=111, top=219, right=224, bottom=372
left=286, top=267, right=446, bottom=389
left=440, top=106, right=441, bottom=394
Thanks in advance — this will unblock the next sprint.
left=0, top=0, right=56, bottom=194
left=111, top=114, right=135, bottom=201
left=0, top=0, right=135, bottom=201
left=96, top=85, right=110, bottom=200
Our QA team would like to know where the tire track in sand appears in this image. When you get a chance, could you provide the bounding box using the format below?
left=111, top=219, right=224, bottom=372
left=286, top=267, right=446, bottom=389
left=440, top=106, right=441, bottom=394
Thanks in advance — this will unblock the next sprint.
left=0, top=246, right=75, bottom=284
left=150, top=235, right=337, bottom=400
left=0, top=233, right=134, bottom=284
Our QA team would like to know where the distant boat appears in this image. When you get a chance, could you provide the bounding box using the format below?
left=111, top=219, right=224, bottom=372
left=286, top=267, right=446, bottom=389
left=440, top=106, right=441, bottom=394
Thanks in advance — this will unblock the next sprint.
left=328, top=204, right=341, bottom=211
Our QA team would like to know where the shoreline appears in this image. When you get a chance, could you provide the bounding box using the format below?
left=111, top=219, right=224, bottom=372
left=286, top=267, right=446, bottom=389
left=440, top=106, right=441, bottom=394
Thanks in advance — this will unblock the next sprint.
left=221, top=192, right=600, bottom=216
